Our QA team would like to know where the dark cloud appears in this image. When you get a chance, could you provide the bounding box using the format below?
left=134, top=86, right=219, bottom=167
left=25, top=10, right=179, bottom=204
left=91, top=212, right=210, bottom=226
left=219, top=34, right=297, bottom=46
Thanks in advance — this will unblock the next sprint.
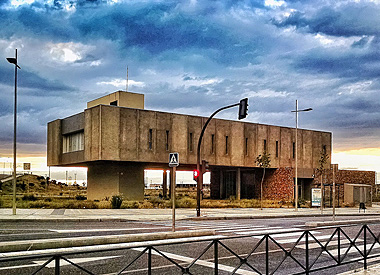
left=352, top=37, right=370, bottom=48
left=0, top=65, right=73, bottom=93
left=1, top=0, right=380, bottom=154
left=273, top=3, right=380, bottom=37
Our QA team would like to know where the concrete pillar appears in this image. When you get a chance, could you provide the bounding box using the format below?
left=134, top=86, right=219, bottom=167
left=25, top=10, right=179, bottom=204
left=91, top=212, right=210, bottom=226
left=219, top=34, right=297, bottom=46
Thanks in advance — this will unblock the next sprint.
left=169, top=170, right=172, bottom=199
left=87, top=161, right=145, bottom=201
left=163, top=170, right=168, bottom=198
left=236, top=168, right=241, bottom=200
left=219, top=170, right=224, bottom=199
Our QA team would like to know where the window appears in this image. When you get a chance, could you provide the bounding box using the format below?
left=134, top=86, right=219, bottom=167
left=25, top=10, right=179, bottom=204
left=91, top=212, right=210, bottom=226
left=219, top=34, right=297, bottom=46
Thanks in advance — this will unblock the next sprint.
left=276, top=140, right=279, bottom=158
left=225, top=136, right=229, bottom=155
left=293, top=142, right=296, bottom=159
left=189, top=132, right=193, bottom=152
left=211, top=134, right=215, bottom=154
left=245, top=138, right=249, bottom=156
left=63, top=131, right=84, bottom=153
left=148, top=129, right=153, bottom=150
left=110, top=100, right=118, bottom=106
left=322, top=145, right=327, bottom=155
left=165, top=130, right=169, bottom=151
left=263, top=139, right=267, bottom=153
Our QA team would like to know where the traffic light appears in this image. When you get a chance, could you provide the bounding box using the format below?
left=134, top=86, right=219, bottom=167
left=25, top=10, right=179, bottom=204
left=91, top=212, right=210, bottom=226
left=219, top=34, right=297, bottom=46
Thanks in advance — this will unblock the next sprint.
left=201, top=160, right=209, bottom=175
left=238, top=98, right=248, bottom=120
left=193, top=169, right=200, bottom=181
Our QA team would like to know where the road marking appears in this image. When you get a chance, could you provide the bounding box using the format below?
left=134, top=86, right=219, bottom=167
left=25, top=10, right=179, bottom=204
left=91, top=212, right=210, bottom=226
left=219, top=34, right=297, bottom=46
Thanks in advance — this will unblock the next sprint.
left=324, top=242, right=377, bottom=256
left=49, top=228, right=161, bottom=233
left=0, top=256, right=121, bottom=270
left=220, top=226, right=283, bottom=233
left=33, top=256, right=121, bottom=268
left=236, top=228, right=302, bottom=235
left=274, top=234, right=332, bottom=244
left=133, top=247, right=258, bottom=274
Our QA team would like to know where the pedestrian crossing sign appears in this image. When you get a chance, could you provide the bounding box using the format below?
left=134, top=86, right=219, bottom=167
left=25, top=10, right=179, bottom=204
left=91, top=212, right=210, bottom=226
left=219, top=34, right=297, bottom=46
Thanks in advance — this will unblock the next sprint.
left=169, top=152, right=179, bottom=167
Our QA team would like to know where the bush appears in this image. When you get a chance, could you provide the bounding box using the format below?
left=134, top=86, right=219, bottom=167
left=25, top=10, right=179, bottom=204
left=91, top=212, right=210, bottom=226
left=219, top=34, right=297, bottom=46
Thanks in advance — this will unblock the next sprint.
left=22, top=194, right=37, bottom=201
left=175, top=197, right=196, bottom=208
left=75, top=195, right=87, bottom=200
left=111, top=195, right=123, bottom=209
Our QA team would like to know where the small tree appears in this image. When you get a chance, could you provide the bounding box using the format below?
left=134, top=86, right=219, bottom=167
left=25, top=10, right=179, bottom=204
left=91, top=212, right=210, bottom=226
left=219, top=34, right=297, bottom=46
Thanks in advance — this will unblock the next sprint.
left=317, top=149, right=329, bottom=212
left=256, top=151, right=271, bottom=210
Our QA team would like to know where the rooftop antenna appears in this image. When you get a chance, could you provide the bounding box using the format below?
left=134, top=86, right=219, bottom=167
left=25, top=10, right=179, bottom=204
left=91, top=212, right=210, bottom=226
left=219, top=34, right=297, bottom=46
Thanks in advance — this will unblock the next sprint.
left=126, top=65, right=129, bottom=92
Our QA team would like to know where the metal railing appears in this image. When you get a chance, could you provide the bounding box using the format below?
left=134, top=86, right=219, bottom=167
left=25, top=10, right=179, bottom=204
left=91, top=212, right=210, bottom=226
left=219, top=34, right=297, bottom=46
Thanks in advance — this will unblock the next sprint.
left=1, top=223, right=380, bottom=274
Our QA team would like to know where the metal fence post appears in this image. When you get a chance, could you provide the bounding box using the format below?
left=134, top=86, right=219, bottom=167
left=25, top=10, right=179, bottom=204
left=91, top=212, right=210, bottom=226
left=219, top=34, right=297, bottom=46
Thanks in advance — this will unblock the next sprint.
left=266, top=235, right=269, bottom=275
left=338, top=228, right=341, bottom=264
left=55, top=255, right=60, bottom=275
left=148, top=246, right=152, bottom=275
left=214, top=240, right=218, bottom=275
left=364, top=225, right=367, bottom=270
left=305, top=231, right=309, bottom=275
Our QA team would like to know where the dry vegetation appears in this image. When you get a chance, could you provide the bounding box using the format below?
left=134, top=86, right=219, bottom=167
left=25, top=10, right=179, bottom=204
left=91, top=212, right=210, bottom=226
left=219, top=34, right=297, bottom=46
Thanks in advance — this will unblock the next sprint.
left=0, top=176, right=293, bottom=209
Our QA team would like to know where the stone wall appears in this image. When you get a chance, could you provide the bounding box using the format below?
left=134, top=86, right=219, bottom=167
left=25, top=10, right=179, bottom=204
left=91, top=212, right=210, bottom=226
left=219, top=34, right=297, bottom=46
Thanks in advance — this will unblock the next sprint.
left=313, top=168, right=375, bottom=204
left=263, top=167, right=294, bottom=201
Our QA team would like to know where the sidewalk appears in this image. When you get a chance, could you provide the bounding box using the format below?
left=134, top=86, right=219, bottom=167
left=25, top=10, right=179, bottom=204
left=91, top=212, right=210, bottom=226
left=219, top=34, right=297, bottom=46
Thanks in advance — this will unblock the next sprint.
left=1, top=205, right=380, bottom=222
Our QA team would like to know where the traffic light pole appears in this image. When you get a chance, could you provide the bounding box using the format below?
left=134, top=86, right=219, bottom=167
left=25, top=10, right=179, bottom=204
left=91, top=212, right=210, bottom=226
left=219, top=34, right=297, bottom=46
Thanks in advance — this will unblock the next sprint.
left=196, top=102, right=242, bottom=217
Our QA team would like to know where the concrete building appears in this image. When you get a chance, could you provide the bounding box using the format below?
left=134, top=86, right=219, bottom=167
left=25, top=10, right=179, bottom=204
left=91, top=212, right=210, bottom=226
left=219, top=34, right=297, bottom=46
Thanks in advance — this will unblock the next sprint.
left=47, top=91, right=374, bottom=203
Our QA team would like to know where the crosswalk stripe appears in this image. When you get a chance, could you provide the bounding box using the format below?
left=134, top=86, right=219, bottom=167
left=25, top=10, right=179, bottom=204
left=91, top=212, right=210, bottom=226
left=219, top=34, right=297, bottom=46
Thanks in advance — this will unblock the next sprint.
left=132, top=248, right=258, bottom=274
left=219, top=226, right=283, bottom=233
left=274, top=234, right=333, bottom=244
left=49, top=228, right=160, bottom=233
left=236, top=228, right=302, bottom=235
left=323, top=242, right=376, bottom=256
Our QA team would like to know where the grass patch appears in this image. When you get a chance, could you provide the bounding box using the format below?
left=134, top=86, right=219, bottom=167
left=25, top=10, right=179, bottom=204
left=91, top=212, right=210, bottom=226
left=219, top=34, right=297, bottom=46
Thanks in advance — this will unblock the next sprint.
left=0, top=187, right=292, bottom=209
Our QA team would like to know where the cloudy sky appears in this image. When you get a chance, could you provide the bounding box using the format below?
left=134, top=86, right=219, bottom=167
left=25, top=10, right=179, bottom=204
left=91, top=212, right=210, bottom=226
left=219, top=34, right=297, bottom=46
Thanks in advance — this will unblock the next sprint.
left=1, top=0, right=380, bottom=176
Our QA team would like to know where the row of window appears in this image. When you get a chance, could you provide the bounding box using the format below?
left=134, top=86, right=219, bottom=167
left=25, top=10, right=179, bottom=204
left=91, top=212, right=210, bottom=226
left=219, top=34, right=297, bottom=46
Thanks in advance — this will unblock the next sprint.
left=62, top=130, right=328, bottom=158
left=147, top=129, right=328, bottom=158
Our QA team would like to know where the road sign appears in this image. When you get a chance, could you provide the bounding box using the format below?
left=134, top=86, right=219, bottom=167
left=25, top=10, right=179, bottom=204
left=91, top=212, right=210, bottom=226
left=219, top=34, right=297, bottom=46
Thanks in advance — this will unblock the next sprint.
left=169, top=152, right=179, bottom=167
left=23, top=163, right=31, bottom=170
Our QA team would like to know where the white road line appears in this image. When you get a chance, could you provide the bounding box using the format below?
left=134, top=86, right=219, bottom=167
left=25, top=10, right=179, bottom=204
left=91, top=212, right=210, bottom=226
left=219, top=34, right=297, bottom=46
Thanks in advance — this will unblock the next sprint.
left=274, top=234, right=333, bottom=244
left=49, top=228, right=161, bottom=233
left=33, top=256, right=121, bottom=268
left=324, top=242, right=378, bottom=256
left=314, top=239, right=364, bottom=251
left=219, top=226, right=283, bottom=233
left=133, top=247, right=258, bottom=275
left=235, top=228, right=302, bottom=235
left=0, top=256, right=121, bottom=270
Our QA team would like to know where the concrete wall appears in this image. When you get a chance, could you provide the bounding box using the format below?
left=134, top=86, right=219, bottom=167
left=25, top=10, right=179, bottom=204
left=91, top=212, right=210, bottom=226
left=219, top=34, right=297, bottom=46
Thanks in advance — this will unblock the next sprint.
left=87, top=161, right=145, bottom=201
left=47, top=104, right=333, bottom=201
left=47, top=119, right=62, bottom=166
left=87, top=91, right=144, bottom=109
left=49, top=105, right=331, bottom=169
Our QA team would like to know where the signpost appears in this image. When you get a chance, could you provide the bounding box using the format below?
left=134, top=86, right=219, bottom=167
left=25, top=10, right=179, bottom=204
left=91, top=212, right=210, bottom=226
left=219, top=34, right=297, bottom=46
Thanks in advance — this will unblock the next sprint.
left=169, top=153, right=179, bottom=232
left=23, top=163, right=31, bottom=171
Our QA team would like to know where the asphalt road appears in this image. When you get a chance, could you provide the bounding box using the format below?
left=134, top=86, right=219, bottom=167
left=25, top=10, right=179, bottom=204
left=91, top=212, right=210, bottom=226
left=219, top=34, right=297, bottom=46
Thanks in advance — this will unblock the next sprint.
left=1, top=216, right=380, bottom=274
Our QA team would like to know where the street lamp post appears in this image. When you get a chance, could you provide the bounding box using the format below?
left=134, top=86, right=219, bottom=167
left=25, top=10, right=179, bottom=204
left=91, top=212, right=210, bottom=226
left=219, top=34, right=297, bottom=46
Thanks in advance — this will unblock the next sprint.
left=196, top=99, right=248, bottom=217
left=291, top=100, right=312, bottom=211
left=6, top=49, right=21, bottom=215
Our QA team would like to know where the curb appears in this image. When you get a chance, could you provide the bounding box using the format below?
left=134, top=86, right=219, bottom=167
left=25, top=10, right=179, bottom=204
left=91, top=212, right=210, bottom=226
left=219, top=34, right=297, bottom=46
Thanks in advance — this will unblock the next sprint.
left=305, top=218, right=380, bottom=227
left=1, top=213, right=380, bottom=222
left=0, top=229, right=215, bottom=253
left=188, top=213, right=380, bottom=221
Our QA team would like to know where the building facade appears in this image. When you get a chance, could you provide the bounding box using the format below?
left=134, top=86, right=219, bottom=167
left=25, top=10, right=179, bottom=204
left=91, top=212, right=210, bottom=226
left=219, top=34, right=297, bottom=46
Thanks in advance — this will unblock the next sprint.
left=47, top=91, right=339, bottom=202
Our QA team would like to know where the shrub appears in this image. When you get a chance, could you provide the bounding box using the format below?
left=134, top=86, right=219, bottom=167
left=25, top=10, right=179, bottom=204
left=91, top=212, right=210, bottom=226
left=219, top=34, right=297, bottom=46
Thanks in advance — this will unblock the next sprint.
left=22, top=194, right=37, bottom=201
left=111, top=195, right=123, bottom=209
left=175, top=197, right=196, bottom=208
left=75, top=195, right=87, bottom=200
left=122, top=201, right=139, bottom=209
